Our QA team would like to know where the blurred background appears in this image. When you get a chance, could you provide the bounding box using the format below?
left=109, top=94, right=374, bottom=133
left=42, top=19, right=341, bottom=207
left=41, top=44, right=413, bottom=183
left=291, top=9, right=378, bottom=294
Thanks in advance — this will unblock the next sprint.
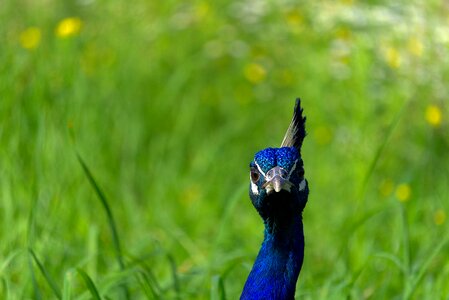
left=1, top=0, right=449, bottom=299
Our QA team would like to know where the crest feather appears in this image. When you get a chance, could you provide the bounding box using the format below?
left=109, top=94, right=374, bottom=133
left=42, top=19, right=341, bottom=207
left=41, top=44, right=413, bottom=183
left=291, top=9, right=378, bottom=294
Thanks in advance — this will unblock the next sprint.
left=280, top=98, right=306, bottom=151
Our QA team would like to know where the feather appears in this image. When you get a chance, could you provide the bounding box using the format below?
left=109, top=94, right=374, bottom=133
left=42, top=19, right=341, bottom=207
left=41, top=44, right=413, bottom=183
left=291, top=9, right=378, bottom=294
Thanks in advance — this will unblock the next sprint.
left=243, top=99, right=309, bottom=299
left=280, top=98, right=306, bottom=151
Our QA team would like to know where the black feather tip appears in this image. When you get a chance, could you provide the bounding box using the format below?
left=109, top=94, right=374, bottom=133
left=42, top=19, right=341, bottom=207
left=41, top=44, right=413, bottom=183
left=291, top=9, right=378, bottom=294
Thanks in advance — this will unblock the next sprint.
left=280, top=98, right=306, bottom=152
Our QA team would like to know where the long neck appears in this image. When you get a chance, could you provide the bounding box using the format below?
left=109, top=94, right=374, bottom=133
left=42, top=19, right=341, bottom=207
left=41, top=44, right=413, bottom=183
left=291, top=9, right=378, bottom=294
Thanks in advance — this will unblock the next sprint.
left=241, top=216, right=304, bottom=300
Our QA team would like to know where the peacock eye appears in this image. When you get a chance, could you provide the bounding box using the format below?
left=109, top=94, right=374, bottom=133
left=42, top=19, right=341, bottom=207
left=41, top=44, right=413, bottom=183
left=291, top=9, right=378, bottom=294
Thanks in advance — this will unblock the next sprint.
left=250, top=168, right=260, bottom=183
left=298, top=168, right=304, bottom=178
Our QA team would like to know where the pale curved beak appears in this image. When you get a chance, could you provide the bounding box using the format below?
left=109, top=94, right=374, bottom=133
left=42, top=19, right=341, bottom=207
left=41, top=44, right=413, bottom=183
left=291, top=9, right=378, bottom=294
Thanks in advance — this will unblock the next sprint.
left=262, top=166, right=292, bottom=194
left=272, top=176, right=285, bottom=193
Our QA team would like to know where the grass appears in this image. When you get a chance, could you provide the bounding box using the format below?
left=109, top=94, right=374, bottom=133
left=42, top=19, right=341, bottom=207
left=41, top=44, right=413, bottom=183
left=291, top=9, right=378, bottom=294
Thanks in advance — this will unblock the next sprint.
left=1, top=0, right=449, bottom=299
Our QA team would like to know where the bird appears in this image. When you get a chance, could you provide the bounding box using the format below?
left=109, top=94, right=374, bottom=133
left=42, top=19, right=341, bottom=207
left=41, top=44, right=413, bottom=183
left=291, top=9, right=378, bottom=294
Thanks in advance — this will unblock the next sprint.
left=241, top=99, right=309, bottom=300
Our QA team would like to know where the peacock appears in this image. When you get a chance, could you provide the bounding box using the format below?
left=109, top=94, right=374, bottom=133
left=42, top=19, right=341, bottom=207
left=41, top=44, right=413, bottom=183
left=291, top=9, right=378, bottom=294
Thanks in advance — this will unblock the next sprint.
left=241, top=99, right=309, bottom=300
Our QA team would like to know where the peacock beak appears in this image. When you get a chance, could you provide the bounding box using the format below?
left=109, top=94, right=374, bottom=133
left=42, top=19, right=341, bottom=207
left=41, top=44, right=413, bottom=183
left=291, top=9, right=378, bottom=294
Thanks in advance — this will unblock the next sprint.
left=263, top=166, right=292, bottom=194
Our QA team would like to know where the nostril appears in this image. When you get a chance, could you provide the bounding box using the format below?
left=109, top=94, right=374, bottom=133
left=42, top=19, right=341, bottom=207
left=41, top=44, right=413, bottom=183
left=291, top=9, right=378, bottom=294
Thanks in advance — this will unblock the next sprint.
left=280, top=169, right=288, bottom=179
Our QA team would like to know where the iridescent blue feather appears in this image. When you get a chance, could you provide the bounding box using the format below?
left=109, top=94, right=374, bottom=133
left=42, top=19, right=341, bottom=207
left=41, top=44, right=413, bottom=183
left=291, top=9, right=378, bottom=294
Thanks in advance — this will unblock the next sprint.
left=241, top=99, right=309, bottom=300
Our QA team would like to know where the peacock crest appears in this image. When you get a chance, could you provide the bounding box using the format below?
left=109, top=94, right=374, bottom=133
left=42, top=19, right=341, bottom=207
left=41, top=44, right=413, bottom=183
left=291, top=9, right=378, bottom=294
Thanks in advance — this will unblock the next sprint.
left=280, top=99, right=307, bottom=152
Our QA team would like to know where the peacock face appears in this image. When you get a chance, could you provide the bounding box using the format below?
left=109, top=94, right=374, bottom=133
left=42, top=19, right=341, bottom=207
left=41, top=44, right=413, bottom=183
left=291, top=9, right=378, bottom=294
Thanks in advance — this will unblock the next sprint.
left=247, top=99, right=308, bottom=223
left=249, top=146, right=308, bottom=219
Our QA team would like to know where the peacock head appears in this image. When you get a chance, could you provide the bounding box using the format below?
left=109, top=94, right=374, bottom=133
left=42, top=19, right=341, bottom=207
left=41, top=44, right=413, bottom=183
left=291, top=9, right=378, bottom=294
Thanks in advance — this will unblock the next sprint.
left=248, top=99, right=309, bottom=226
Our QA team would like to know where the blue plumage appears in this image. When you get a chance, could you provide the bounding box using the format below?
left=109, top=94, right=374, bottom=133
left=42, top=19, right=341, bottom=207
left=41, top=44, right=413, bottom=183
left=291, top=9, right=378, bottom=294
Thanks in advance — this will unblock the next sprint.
left=242, top=99, right=309, bottom=300
left=241, top=214, right=305, bottom=300
left=254, top=147, right=299, bottom=173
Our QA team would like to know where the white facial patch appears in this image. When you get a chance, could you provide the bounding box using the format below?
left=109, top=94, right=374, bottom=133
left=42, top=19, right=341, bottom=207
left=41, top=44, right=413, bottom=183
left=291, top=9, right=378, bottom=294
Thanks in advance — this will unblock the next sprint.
left=287, top=159, right=298, bottom=179
left=250, top=175, right=259, bottom=195
left=299, top=179, right=306, bottom=191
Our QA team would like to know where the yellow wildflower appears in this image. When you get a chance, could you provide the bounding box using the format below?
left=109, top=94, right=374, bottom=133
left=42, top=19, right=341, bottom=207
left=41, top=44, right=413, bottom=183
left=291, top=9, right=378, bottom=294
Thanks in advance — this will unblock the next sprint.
left=379, top=179, right=394, bottom=197
left=181, top=184, right=201, bottom=206
left=20, top=27, right=41, bottom=50
left=335, top=27, right=352, bottom=41
left=195, top=2, right=210, bottom=19
left=425, top=105, right=442, bottom=127
left=407, top=37, right=423, bottom=57
left=384, top=46, right=401, bottom=69
left=341, top=0, right=354, bottom=5
left=286, top=10, right=303, bottom=27
left=395, top=183, right=411, bottom=202
left=56, top=17, right=82, bottom=38
left=285, top=9, right=303, bottom=34
left=244, top=63, right=267, bottom=84
left=434, top=209, right=446, bottom=226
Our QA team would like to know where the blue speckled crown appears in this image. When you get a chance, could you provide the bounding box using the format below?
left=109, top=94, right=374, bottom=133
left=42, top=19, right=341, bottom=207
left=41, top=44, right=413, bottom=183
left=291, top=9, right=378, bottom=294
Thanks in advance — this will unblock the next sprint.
left=254, top=147, right=299, bottom=173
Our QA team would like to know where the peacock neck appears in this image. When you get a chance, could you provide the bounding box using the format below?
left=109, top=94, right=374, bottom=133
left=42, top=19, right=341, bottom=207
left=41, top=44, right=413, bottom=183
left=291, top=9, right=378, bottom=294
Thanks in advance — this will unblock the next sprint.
left=241, top=215, right=304, bottom=300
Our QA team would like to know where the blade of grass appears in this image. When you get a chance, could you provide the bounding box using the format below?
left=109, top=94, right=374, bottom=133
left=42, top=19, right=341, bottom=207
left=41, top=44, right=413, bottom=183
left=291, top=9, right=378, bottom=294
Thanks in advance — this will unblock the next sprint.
left=81, top=267, right=157, bottom=297
left=129, top=257, right=162, bottom=299
left=403, top=233, right=449, bottom=300
left=27, top=189, right=42, bottom=300
left=1, top=278, right=9, bottom=299
left=87, top=225, right=99, bottom=280
left=76, top=153, right=124, bottom=269
left=136, top=270, right=161, bottom=300
left=0, top=249, right=23, bottom=277
left=77, top=268, right=102, bottom=300
left=62, top=270, right=73, bottom=300
left=374, top=252, right=407, bottom=274
left=129, top=251, right=167, bottom=298
left=136, top=274, right=153, bottom=300
left=210, top=275, right=226, bottom=300
left=29, top=249, right=62, bottom=299
left=213, top=183, right=247, bottom=249
left=127, top=252, right=163, bottom=288
left=162, top=226, right=205, bottom=266
left=359, top=99, right=410, bottom=199
left=76, top=152, right=129, bottom=299
left=27, top=243, right=41, bottom=300
left=167, top=254, right=180, bottom=299
left=400, top=204, right=411, bottom=298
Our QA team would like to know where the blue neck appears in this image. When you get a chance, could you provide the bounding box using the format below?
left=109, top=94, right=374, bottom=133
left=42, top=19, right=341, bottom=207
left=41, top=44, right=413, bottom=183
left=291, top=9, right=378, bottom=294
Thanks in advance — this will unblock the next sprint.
left=241, top=216, right=304, bottom=300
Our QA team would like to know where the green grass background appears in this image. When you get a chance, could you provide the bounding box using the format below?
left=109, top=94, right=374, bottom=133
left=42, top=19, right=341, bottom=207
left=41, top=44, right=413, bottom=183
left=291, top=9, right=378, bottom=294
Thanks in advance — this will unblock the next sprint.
left=1, top=0, right=449, bottom=299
